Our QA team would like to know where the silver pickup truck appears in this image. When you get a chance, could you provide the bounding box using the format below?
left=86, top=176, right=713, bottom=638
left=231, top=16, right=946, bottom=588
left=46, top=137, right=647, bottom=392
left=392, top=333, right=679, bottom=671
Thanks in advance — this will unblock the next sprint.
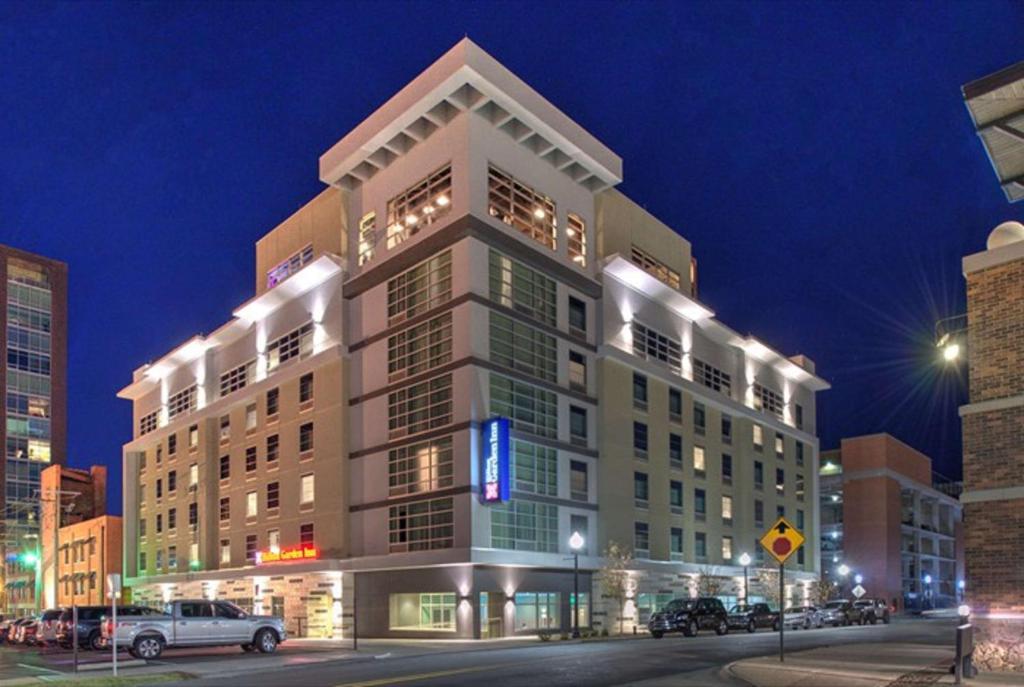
left=101, top=600, right=286, bottom=659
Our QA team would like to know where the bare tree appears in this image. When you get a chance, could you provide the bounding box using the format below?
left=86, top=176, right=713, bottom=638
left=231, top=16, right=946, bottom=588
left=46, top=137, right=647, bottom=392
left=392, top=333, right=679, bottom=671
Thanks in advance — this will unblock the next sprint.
left=694, top=565, right=725, bottom=597
left=810, top=578, right=836, bottom=607
left=599, top=540, right=634, bottom=635
left=757, top=568, right=782, bottom=609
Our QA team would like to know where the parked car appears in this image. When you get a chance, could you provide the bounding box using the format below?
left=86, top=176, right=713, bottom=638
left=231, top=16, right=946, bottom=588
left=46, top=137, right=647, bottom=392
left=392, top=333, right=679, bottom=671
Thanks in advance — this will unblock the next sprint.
left=853, top=598, right=890, bottom=625
left=648, top=597, right=729, bottom=638
left=37, top=609, right=66, bottom=646
left=102, top=600, right=286, bottom=660
left=726, top=603, right=780, bottom=633
left=0, top=618, right=14, bottom=644
left=5, top=618, right=33, bottom=643
left=59, top=606, right=164, bottom=651
left=820, top=600, right=864, bottom=627
left=16, top=619, right=38, bottom=645
left=784, top=605, right=824, bottom=630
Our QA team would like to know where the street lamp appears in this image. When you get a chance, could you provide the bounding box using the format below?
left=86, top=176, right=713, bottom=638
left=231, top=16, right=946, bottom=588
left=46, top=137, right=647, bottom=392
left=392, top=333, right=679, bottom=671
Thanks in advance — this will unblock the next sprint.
left=738, top=553, right=752, bottom=604
left=958, top=579, right=966, bottom=602
left=854, top=574, right=863, bottom=585
left=924, top=574, right=933, bottom=610
left=838, top=564, right=850, bottom=577
left=569, top=531, right=585, bottom=639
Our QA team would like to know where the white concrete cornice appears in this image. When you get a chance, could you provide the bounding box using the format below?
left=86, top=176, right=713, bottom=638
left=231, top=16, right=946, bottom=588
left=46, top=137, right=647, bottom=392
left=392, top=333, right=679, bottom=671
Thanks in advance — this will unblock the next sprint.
left=960, top=486, right=1024, bottom=504
left=963, top=238, right=1024, bottom=275
left=959, top=393, right=1024, bottom=416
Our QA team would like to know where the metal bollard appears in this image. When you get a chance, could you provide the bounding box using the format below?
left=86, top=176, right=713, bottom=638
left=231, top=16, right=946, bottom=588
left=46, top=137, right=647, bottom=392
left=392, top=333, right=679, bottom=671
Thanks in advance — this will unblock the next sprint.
left=954, top=621, right=976, bottom=685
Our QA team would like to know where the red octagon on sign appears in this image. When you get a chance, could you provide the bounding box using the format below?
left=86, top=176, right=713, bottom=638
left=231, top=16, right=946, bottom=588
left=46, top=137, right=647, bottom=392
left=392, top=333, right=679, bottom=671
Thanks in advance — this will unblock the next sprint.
left=772, top=538, right=792, bottom=557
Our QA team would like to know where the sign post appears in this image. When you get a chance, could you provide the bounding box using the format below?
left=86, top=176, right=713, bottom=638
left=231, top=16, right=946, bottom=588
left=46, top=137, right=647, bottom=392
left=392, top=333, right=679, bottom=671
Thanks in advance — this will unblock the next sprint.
left=852, top=584, right=866, bottom=599
left=759, top=517, right=806, bottom=664
left=107, top=573, right=121, bottom=676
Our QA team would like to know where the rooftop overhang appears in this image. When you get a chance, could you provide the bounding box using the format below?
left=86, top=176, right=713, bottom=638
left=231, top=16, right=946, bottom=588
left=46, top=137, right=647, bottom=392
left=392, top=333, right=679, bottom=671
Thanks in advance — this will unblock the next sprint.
left=603, top=255, right=713, bottom=322
left=118, top=255, right=343, bottom=401
left=318, top=38, right=623, bottom=194
left=963, top=61, right=1024, bottom=203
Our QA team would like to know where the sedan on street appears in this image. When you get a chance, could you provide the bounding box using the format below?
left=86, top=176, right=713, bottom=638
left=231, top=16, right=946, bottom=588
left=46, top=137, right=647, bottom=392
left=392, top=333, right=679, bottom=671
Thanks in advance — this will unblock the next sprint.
left=784, top=605, right=824, bottom=630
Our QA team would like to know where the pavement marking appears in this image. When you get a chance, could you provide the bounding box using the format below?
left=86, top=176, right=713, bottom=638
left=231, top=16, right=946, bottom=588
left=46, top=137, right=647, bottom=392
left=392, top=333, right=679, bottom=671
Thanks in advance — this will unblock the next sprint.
left=334, top=655, right=561, bottom=687
left=16, top=663, right=63, bottom=675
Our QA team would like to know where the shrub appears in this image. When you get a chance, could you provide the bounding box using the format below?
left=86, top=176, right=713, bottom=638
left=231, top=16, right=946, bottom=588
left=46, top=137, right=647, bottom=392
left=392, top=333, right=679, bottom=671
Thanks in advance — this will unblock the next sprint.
left=538, top=631, right=552, bottom=641
left=601, top=628, right=609, bottom=637
left=559, top=632, right=569, bottom=641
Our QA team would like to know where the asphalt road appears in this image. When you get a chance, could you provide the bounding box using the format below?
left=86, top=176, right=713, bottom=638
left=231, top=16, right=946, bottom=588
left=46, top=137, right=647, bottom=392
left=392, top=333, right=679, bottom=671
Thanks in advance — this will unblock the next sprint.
left=158, top=617, right=956, bottom=687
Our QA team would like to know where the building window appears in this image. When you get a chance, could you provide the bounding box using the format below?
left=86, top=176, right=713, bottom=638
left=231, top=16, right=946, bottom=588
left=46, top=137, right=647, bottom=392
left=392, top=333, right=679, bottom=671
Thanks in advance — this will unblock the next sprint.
left=570, top=460, right=588, bottom=501
left=139, top=411, right=158, bottom=436
left=633, top=372, right=648, bottom=410
left=219, top=539, right=230, bottom=564
left=568, top=350, right=587, bottom=392
left=267, top=482, right=279, bottom=510
left=670, top=434, right=683, bottom=469
left=389, top=497, right=454, bottom=552
left=219, top=415, right=230, bottom=442
left=491, top=499, right=558, bottom=552
left=388, top=250, right=452, bottom=325
left=388, top=436, right=454, bottom=497
left=168, top=434, right=177, bottom=456
left=795, top=404, right=804, bottom=430
left=513, top=592, right=560, bottom=632
left=573, top=403, right=589, bottom=446
left=488, top=250, right=557, bottom=326
left=266, top=244, right=313, bottom=289
left=267, top=322, right=313, bottom=371
left=490, top=375, right=557, bottom=439
left=796, top=474, right=805, bottom=502
left=167, top=385, right=197, bottom=420
left=693, top=445, right=706, bottom=477
left=630, top=245, right=680, bottom=290
left=386, top=164, right=452, bottom=249
left=776, top=468, right=785, bottom=495
left=634, top=522, right=650, bottom=557
left=219, top=361, right=255, bottom=397
left=754, top=461, right=764, bottom=490
left=300, top=473, right=315, bottom=506
left=487, top=165, right=556, bottom=250
left=490, top=312, right=557, bottom=383
left=219, top=455, right=230, bottom=480
left=188, top=424, right=199, bottom=449
left=219, top=497, right=230, bottom=523
left=722, top=415, right=732, bottom=443
left=188, top=502, right=198, bottom=527
left=168, top=546, right=177, bottom=571
left=797, top=509, right=805, bottom=530
left=722, top=495, right=733, bottom=525
left=156, top=549, right=164, bottom=571
left=245, top=447, right=257, bottom=473
left=389, top=313, right=453, bottom=382
left=156, top=513, right=163, bottom=533
left=139, top=517, right=147, bottom=538
left=669, top=388, right=682, bottom=422
left=268, top=529, right=280, bottom=552
left=755, top=500, right=764, bottom=528
left=633, top=421, right=648, bottom=458
left=300, top=523, right=314, bottom=546
left=298, top=373, right=314, bottom=404
left=389, top=374, right=453, bottom=438
left=670, top=527, right=684, bottom=561
left=670, top=480, right=683, bottom=513
left=245, top=535, right=257, bottom=563
left=695, top=488, right=706, bottom=521
left=267, top=388, right=279, bottom=417
left=166, top=470, right=176, bottom=494
left=156, top=445, right=162, bottom=465
left=567, top=212, right=586, bottom=266
left=777, top=504, right=785, bottom=519
left=139, top=551, right=147, bottom=572
left=694, top=402, right=706, bottom=435
left=357, top=212, right=377, bottom=266
left=156, top=478, right=163, bottom=499
left=389, top=592, right=457, bottom=632
left=695, top=532, right=707, bottom=560
left=266, top=435, right=279, bottom=465
left=511, top=441, right=557, bottom=496
left=568, top=296, right=587, bottom=335
left=722, top=454, right=733, bottom=484
left=299, top=422, right=314, bottom=453
left=246, top=491, right=258, bottom=518
left=722, top=535, right=733, bottom=562
left=693, top=358, right=731, bottom=397
left=753, top=423, right=763, bottom=450
left=631, top=322, right=682, bottom=375
left=775, top=435, right=785, bottom=460
left=754, top=383, right=785, bottom=419
left=634, top=471, right=649, bottom=506
left=796, top=442, right=806, bottom=467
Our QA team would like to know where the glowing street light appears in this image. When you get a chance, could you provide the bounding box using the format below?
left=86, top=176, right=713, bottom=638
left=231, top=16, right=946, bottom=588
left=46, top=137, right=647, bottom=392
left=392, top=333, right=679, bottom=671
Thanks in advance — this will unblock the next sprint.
left=838, top=564, right=850, bottom=577
left=569, top=531, right=585, bottom=639
left=942, top=342, right=961, bottom=362
left=738, top=553, right=752, bottom=604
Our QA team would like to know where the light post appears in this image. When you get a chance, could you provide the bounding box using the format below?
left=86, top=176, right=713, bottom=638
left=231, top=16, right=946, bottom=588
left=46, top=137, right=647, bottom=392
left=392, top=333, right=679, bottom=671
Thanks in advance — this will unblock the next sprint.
left=854, top=574, right=863, bottom=585
left=569, top=531, right=585, bottom=639
left=958, top=579, right=965, bottom=603
left=738, top=553, right=752, bottom=604
left=924, top=574, right=933, bottom=610
left=837, top=564, right=850, bottom=597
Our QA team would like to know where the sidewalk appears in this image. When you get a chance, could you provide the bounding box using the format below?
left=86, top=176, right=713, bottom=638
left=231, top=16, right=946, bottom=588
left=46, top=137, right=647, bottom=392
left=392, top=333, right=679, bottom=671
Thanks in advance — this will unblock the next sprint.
left=728, top=643, right=1024, bottom=687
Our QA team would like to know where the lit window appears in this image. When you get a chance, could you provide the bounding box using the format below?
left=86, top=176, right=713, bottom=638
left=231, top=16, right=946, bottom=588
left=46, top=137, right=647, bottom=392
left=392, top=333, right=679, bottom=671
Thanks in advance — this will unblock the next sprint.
left=267, top=323, right=313, bottom=371
left=693, top=446, right=706, bottom=474
left=568, top=351, right=587, bottom=391
left=188, top=424, right=199, bottom=449
left=630, top=245, right=680, bottom=289
left=246, top=404, right=257, bottom=432
left=386, top=165, right=452, bottom=249
left=246, top=491, right=258, bottom=518
left=388, top=437, right=454, bottom=497
left=266, top=244, right=313, bottom=289
left=722, top=495, right=733, bottom=524
left=268, top=529, right=280, bottom=551
left=488, top=165, right=556, bottom=250
left=300, top=473, right=315, bottom=506
left=753, top=424, right=764, bottom=449
left=358, top=212, right=377, bottom=266
left=722, top=535, right=733, bottom=561
left=220, top=539, right=230, bottom=564
left=567, top=213, right=586, bottom=267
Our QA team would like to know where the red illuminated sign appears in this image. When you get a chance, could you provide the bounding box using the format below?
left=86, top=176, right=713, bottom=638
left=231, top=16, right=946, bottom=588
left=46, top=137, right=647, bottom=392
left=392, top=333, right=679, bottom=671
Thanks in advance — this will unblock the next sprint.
left=255, top=545, right=319, bottom=565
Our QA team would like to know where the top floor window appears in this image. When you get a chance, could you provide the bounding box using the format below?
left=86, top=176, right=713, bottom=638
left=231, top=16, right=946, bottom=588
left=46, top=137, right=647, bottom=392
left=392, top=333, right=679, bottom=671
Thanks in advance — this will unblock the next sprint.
left=266, top=244, right=313, bottom=290
left=386, top=164, right=452, bottom=249
left=267, top=322, right=313, bottom=372
left=488, top=165, right=556, bottom=251
left=631, top=322, right=682, bottom=375
left=388, top=250, right=452, bottom=325
left=357, top=212, right=377, bottom=266
left=566, top=213, right=586, bottom=267
left=753, top=383, right=785, bottom=419
left=7, top=259, right=50, bottom=289
left=693, top=358, right=732, bottom=397
left=220, top=360, right=255, bottom=398
left=630, top=245, right=680, bottom=290
left=167, top=386, right=197, bottom=421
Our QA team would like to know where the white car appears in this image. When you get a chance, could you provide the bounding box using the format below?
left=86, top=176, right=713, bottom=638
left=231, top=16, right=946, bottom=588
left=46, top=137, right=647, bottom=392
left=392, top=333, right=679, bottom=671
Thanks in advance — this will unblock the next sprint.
left=784, top=605, right=824, bottom=629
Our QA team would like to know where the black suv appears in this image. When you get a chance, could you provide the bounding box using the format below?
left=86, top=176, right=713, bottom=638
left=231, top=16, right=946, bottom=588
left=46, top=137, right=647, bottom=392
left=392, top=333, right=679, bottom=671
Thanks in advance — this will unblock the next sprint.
left=57, top=606, right=162, bottom=650
left=853, top=598, right=890, bottom=625
left=648, top=597, right=729, bottom=638
left=727, top=603, right=780, bottom=633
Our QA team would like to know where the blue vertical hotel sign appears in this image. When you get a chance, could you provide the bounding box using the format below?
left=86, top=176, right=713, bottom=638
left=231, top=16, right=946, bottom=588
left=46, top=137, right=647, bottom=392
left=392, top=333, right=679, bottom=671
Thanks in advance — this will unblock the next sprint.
left=480, top=417, right=510, bottom=503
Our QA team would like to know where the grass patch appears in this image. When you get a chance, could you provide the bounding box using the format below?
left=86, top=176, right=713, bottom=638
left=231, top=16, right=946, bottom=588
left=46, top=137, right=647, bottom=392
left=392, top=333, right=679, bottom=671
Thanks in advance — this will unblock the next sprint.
left=41, top=671, right=193, bottom=687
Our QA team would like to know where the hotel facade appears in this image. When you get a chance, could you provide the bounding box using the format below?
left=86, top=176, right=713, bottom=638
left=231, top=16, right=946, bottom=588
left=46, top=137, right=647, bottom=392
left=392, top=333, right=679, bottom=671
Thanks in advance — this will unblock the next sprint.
left=120, top=40, right=828, bottom=639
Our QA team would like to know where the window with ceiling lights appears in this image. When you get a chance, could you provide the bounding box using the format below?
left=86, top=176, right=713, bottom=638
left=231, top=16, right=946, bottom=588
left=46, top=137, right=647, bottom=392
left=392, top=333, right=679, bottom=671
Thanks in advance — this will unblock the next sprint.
left=385, top=165, right=452, bottom=249
left=487, top=165, right=556, bottom=250
left=567, top=213, right=586, bottom=267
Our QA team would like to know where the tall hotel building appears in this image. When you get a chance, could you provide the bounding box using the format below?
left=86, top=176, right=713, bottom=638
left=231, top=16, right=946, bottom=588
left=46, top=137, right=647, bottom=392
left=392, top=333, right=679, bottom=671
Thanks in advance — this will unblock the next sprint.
left=120, top=40, right=827, bottom=638
left=1, top=245, right=67, bottom=615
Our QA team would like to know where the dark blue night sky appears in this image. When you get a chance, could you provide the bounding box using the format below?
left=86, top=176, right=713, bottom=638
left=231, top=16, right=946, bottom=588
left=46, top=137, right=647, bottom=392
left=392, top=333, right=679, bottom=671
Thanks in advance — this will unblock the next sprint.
left=2, top=1, right=1022, bottom=513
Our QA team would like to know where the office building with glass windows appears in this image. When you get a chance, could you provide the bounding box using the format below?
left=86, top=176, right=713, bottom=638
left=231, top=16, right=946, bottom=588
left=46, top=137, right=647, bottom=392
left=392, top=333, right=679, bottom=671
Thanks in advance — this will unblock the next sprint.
left=120, top=39, right=826, bottom=639
left=1, top=245, right=67, bottom=616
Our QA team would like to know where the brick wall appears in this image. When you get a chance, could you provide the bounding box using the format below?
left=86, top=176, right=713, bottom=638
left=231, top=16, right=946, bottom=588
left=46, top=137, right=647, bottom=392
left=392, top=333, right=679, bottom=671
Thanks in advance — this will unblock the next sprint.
left=966, top=259, right=1024, bottom=403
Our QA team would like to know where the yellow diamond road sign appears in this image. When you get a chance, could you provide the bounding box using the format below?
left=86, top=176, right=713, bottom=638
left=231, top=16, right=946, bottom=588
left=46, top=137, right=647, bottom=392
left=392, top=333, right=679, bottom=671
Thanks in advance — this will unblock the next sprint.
left=760, top=517, right=805, bottom=565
